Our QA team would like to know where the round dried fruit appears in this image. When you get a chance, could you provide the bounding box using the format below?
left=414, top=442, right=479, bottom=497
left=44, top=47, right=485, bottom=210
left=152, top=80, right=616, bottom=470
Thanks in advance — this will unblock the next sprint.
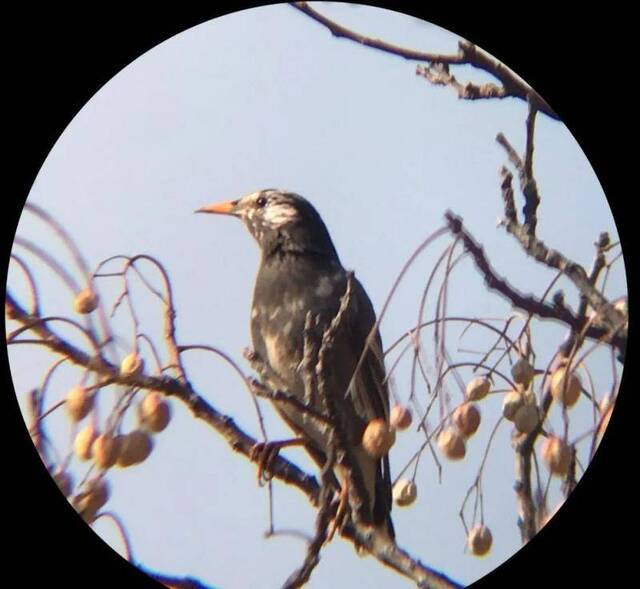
left=65, top=385, right=94, bottom=422
left=73, top=288, right=99, bottom=314
left=389, top=405, right=412, bottom=431
left=139, top=392, right=171, bottom=433
left=74, top=424, right=98, bottom=461
left=541, top=436, right=572, bottom=476
left=468, top=524, right=492, bottom=556
left=117, top=430, right=154, bottom=467
left=502, top=390, right=524, bottom=421
left=392, top=479, right=418, bottom=507
left=362, top=418, right=396, bottom=458
left=73, top=477, right=110, bottom=523
left=453, top=403, right=481, bottom=438
left=511, top=359, right=534, bottom=387
left=437, top=427, right=466, bottom=460
left=465, top=376, right=490, bottom=401
left=120, top=352, right=144, bottom=377
left=550, top=367, right=581, bottom=407
left=92, top=433, right=121, bottom=469
left=513, top=403, right=539, bottom=434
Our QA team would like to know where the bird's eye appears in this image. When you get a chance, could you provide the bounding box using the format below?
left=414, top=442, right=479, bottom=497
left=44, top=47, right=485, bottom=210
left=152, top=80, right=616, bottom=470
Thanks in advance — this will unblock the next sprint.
left=256, top=196, right=267, bottom=208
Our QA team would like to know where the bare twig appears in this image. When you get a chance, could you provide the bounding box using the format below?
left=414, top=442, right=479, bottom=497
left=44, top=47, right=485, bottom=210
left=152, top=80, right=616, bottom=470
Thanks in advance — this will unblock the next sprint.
left=129, top=254, right=188, bottom=382
left=348, top=227, right=450, bottom=401
left=94, top=511, right=134, bottom=561
left=9, top=254, right=41, bottom=315
left=25, top=202, right=93, bottom=280
left=385, top=316, right=518, bottom=357
left=13, top=236, right=80, bottom=294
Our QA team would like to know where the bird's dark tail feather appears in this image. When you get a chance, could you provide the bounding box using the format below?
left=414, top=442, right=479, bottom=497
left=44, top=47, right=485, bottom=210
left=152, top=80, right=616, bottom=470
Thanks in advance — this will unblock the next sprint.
left=373, top=455, right=395, bottom=540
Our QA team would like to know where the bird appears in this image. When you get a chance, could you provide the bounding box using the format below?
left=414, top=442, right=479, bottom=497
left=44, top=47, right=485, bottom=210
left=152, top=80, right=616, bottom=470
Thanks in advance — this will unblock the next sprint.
left=197, top=189, right=394, bottom=540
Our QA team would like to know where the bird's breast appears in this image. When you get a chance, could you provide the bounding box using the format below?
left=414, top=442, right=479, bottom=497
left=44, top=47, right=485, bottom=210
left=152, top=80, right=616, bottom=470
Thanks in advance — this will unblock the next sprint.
left=261, top=328, right=300, bottom=384
left=250, top=259, right=346, bottom=394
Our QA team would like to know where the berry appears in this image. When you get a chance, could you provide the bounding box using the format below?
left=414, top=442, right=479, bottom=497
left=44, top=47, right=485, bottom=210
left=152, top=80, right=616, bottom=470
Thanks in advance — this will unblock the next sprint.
left=468, top=524, right=492, bottom=556
left=453, top=403, right=481, bottom=438
left=73, top=288, right=99, bottom=314
left=389, top=405, right=412, bottom=431
left=362, top=419, right=396, bottom=458
left=465, top=377, right=490, bottom=401
left=392, top=479, right=418, bottom=507
left=437, top=427, right=466, bottom=460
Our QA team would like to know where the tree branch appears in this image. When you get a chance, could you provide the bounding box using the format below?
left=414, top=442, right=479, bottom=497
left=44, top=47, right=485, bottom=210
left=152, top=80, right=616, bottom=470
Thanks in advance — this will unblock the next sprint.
left=496, top=167, right=626, bottom=347
left=339, top=524, right=463, bottom=589
left=291, top=2, right=557, bottom=119
left=443, top=213, right=626, bottom=356
left=143, top=568, right=215, bottom=589
left=6, top=291, right=320, bottom=502
left=6, top=290, right=461, bottom=589
left=282, top=452, right=337, bottom=589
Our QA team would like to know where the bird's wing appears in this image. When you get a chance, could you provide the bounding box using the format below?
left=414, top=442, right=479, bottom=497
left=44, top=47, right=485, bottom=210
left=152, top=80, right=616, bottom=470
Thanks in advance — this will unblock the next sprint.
left=344, top=277, right=390, bottom=424
left=341, top=277, right=394, bottom=535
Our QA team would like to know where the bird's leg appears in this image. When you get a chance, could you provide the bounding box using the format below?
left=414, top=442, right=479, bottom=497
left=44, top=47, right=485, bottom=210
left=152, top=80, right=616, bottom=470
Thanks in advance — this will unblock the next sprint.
left=250, top=438, right=305, bottom=486
left=243, top=347, right=271, bottom=381
left=326, top=479, right=350, bottom=542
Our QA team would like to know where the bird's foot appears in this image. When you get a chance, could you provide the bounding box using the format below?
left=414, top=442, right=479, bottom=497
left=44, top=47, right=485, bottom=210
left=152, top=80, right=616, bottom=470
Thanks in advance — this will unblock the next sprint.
left=243, top=347, right=259, bottom=364
left=250, top=438, right=305, bottom=486
left=326, top=481, right=350, bottom=542
left=243, top=348, right=269, bottom=378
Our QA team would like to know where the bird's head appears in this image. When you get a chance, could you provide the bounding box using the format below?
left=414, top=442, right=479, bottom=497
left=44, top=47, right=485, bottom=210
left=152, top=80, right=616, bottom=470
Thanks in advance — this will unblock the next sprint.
left=197, top=189, right=340, bottom=261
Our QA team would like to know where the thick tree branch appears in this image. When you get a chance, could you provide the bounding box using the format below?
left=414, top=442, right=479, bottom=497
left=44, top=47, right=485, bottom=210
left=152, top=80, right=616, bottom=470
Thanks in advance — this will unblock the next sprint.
left=339, top=524, right=462, bottom=589
left=443, top=213, right=626, bottom=356
left=513, top=351, right=567, bottom=543
left=282, top=453, right=337, bottom=589
left=512, top=429, right=537, bottom=543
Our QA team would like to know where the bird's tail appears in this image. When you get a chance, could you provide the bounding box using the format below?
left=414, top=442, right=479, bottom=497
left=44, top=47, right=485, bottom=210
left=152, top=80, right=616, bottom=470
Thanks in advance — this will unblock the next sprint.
left=373, top=454, right=395, bottom=540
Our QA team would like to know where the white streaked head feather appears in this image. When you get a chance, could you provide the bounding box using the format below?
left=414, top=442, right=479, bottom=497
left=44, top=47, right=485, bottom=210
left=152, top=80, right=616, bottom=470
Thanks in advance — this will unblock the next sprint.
left=262, top=201, right=299, bottom=228
left=239, top=189, right=300, bottom=229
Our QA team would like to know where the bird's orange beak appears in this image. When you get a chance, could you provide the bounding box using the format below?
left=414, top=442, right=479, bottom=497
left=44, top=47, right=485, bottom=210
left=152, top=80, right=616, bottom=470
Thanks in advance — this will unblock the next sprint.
left=195, top=200, right=239, bottom=215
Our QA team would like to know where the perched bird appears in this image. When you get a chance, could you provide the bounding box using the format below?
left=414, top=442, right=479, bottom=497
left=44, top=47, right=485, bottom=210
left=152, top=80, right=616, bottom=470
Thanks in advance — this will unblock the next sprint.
left=197, top=189, right=394, bottom=539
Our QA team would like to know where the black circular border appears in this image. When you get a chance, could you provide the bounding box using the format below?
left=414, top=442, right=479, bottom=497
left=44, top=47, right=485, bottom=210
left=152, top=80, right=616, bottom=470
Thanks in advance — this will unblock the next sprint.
left=4, top=3, right=634, bottom=587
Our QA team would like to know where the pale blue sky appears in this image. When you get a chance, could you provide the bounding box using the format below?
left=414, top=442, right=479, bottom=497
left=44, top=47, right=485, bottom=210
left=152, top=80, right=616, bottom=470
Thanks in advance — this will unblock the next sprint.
left=8, top=4, right=626, bottom=588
